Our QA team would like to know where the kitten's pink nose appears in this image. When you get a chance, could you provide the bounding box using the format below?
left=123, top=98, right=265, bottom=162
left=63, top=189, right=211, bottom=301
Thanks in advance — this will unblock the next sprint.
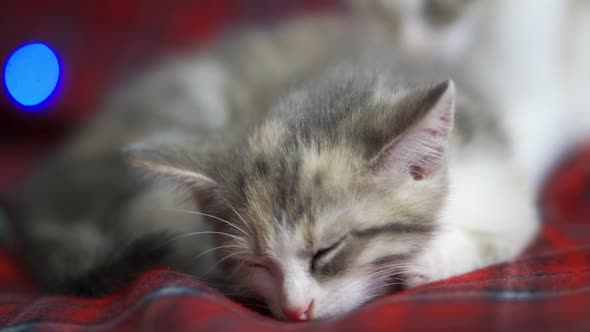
left=282, top=300, right=313, bottom=321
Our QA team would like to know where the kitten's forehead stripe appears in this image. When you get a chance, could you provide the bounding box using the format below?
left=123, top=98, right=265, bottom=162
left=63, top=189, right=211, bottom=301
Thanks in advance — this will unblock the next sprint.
left=352, top=222, right=437, bottom=238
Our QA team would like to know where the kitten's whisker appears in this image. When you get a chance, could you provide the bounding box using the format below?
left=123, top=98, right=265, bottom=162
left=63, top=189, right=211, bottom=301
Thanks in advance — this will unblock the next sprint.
left=367, top=271, right=413, bottom=284
left=165, top=208, right=252, bottom=239
left=366, top=281, right=407, bottom=295
left=364, top=269, right=399, bottom=278
left=200, top=250, right=250, bottom=277
left=192, top=244, right=244, bottom=262
left=324, top=266, right=412, bottom=309
left=371, top=263, right=424, bottom=276
left=217, top=195, right=255, bottom=234
left=372, top=264, right=417, bottom=273
left=359, top=269, right=406, bottom=283
left=322, top=270, right=387, bottom=309
left=330, top=270, right=380, bottom=294
left=171, top=230, right=246, bottom=244
left=365, top=264, right=414, bottom=276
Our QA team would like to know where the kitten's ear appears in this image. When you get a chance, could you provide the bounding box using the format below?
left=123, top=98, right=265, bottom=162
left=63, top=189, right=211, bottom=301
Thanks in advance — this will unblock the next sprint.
left=371, top=80, right=455, bottom=180
left=123, top=143, right=218, bottom=205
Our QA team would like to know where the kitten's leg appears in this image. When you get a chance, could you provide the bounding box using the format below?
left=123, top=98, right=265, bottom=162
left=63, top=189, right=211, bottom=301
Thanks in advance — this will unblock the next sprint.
left=406, top=226, right=536, bottom=287
left=406, top=157, right=539, bottom=287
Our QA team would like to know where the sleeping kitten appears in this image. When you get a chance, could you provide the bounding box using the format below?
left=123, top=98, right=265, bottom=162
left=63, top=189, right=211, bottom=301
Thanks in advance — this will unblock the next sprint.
left=124, top=69, right=537, bottom=320
left=9, top=13, right=538, bottom=321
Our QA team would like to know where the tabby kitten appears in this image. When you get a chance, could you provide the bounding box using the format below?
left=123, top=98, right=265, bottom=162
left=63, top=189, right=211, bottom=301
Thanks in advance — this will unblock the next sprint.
left=10, top=12, right=538, bottom=321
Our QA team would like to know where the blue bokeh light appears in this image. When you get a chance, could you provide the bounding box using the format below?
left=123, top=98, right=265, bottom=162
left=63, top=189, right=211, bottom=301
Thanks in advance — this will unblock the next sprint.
left=3, top=42, right=60, bottom=108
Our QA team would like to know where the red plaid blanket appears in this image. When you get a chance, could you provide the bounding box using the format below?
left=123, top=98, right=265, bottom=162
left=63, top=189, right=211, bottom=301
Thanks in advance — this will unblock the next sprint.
left=1, top=1, right=590, bottom=331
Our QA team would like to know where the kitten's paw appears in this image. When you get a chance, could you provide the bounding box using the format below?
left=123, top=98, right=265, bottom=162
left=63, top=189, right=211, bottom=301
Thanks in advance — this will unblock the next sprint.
left=404, top=229, right=479, bottom=288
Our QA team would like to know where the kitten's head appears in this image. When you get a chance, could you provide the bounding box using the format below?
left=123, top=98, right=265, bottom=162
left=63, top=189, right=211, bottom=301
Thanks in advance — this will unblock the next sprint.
left=125, top=70, right=455, bottom=320
left=353, top=0, right=485, bottom=61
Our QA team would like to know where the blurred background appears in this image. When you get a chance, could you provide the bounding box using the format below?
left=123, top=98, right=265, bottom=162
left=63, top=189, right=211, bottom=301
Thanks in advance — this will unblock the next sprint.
left=0, top=0, right=588, bottom=203
left=0, top=0, right=342, bottom=197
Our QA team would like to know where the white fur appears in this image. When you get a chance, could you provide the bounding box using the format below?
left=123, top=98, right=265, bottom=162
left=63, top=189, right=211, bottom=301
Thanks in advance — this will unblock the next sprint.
left=407, top=152, right=539, bottom=286
left=501, top=94, right=573, bottom=188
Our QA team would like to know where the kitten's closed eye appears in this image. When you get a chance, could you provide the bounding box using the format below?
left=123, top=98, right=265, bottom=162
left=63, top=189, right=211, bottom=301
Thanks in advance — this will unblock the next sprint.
left=311, top=236, right=346, bottom=271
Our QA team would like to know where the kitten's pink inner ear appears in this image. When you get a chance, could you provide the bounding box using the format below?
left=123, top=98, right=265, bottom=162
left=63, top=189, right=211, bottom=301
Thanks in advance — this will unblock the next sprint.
left=373, top=80, right=455, bottom=180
